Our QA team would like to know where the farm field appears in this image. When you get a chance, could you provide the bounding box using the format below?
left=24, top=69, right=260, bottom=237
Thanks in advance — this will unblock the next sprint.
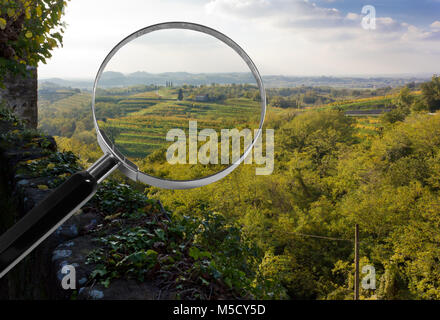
left=38, top=83, right=420, bottom=172
left=94, top=87, right=262, bottom=164
left=322, top=91, right=422, bottom=111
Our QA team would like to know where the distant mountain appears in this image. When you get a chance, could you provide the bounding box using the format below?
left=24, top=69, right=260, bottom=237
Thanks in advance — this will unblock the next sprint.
left=39, top=78, right=94, bottom=89
left=97, top=71, right=256, bottom=87
left=100, top=71, right=125, bottom=80
left=39, top=72, right=433, bottom=90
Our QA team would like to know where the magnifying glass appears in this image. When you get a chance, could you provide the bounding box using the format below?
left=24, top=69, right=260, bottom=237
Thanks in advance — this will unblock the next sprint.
left=0, top=22, right=266, bottom=278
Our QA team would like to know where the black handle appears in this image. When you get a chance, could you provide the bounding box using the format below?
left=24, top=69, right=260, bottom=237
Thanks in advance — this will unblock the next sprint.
left=0, top=171, right=98, bottom=278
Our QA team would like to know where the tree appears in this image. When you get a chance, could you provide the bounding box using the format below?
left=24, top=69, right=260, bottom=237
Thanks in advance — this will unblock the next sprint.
left=393, top=87, right=414, bottom=110
left=381, top=108, right=407, bottom=124
left=270, top=96, right=298, bottom=109
left=381, top=87, right=414, bottom=123
left=411, top=96, right=429, bottom=112
left=270, top=96, right=284, bottom=108
left=421, top=75, right=440, bottom=112
left=177, top=88, right=183, bottom=101
left=0, top=0, right=69, bottom=84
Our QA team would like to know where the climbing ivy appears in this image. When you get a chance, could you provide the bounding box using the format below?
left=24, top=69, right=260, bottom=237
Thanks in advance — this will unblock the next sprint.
left=86, top=201, right=275, bottom=299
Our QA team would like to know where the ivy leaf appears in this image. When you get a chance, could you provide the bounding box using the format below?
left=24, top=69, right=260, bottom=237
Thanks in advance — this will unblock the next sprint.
left=7, top=8, right=15, bottom=17
left=199, top=277, right=210, bottom=286
left=0, top=18, right=6, bottom=30
left=154, top=228, right=166, bottom=241
left=90, top=265, right=107, bottom=278
left=189, top=246, right=201, bottom=260
left=101, top=278, right=110, bottom=288
left=146, top=249, right=158, bottom=258
left=36, top=5, right=42, bottom=17
left=25, top=7, right=31, bottom=19
left=224, top=277, right=233, bottom=288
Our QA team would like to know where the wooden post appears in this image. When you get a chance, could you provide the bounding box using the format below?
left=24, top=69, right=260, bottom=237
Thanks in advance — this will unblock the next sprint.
left=354, top=224, right=359, bottom=300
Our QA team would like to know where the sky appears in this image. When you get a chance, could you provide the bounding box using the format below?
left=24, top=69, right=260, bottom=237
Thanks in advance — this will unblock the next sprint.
left=103, top=29, right=252, bottom=75
left=39, top=0, right=440, bottom=79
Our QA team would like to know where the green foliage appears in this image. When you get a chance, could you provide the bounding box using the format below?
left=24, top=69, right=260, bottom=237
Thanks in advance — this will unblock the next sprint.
left=267, top=86, right=396, bottom=109
left=177, top=88, right=183, bottom=101
left=380, top=108, right=408, bottom=124
left=38, top=77, right=440, bottom=300
left=86, top=201, right=271, bottom=298
left=182, top=83, right=258, bottom=102
left=0, top=102, right=21, bottom=123
left=24, top=151, right=80, bottom=174
left=393, top=87, right=414, bottom=109
left=20, top=151, right=82, bottom=187
left=38, top=91, right=102, bottom=166
left=380, top=87, right=414, bottom=124
left=150, top=94, right=440, bottom=299
left=0, top=0, right=68, bottom=83
left=90, top=180, right=150, bottom=215
left=327, top=95, right=395, bottom=112
left=87, top=226, right=161, bottom=283
left=421, top=75, right=440, bottom=112
left=269, top=96, right=298, bottom=109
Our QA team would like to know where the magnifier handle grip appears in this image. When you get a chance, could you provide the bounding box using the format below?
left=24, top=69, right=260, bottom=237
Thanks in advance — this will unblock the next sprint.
left=0, top=171, right=97, bottom=278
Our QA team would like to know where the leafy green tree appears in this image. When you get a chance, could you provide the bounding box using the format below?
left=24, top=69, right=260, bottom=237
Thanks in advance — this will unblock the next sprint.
left=269, top=96, right=297, bottom=109
left=411, top=96, right=429, bottom=112
left=0, top=0, right=68, bottom=84
left=381, top=108, right=407, bottom=124
left=177, top=88, right=183, bottom=101
left=393, top=87, right=414, bottom=110
left=270, top=96, right=283, bottom=108
left=382, top=87, right=413, bottom=123
left=421, top=75, right=440, bottom=112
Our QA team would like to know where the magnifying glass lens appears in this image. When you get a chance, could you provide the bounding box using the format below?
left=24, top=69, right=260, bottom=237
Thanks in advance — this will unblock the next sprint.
left=95, top=28, right=262, bottom=181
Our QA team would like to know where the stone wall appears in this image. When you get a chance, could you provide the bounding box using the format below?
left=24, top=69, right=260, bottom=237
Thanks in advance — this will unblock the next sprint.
left=0, top=67, right=38, bottom=129
left=0, top=115, right=58, bottom=299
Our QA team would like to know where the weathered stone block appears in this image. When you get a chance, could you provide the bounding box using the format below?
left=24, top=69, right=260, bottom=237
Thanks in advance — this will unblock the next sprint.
left=0, top=67, right=38, bottom=129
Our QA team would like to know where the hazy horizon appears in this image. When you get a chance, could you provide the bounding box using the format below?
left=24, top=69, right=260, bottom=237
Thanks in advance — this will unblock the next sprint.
left=39, top=70, right=438, bottom=81
left=38, top=70, right=435, bottom=90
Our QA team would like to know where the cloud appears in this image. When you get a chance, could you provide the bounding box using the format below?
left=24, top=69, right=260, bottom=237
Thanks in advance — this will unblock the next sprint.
left=38, top=0, right=440, bottom=78
left=206, top=0, right=347, bottom=29
left=202, top=0, right=440, bottom=76
left=205, top=0, right=439, bottom=43
left=346, top=12, right=360, bottom=21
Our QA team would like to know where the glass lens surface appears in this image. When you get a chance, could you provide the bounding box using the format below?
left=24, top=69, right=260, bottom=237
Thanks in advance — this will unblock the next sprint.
left=95, top=29, right=261, bottom=181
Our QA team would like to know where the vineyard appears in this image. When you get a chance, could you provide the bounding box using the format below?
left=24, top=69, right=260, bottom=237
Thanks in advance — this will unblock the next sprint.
left=94, top=89, right=261, bottom=161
